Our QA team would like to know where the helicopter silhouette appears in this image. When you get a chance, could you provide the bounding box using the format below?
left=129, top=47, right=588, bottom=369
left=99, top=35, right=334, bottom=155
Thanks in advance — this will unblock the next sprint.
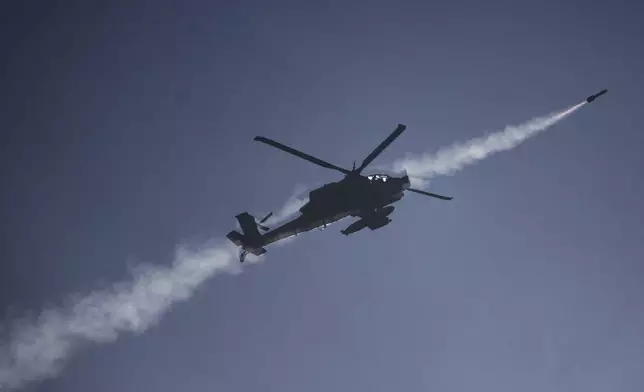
left=227, top=124, right=452, bottom=262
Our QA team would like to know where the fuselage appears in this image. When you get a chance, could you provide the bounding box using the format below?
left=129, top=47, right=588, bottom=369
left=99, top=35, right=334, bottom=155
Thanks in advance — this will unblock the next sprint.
left=300, top=173, right=410, bottom=219
left=256, top=173, right=411, bottom=247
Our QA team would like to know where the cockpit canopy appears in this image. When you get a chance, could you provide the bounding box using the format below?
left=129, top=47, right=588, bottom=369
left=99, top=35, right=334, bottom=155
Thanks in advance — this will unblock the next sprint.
left=366, top=174, right=391, bottom=182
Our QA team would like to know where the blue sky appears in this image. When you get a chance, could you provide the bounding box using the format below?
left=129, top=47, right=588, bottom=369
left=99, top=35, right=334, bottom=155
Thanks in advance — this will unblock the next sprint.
left=1, top=1, right=644, bottom=391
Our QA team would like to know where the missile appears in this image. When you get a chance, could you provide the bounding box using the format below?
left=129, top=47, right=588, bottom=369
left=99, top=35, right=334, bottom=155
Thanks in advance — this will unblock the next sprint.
left=586, top=89, right=607, bottom=103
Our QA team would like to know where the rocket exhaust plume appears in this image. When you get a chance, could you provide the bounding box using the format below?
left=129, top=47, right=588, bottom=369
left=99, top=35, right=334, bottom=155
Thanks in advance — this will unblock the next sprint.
left=0, top=240, right=252, bottom=390
left=388, top=102, right=587, bottom=185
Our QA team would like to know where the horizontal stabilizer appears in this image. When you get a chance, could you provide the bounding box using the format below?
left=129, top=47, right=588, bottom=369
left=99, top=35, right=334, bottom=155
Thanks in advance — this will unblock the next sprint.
left=226, top=230, right=244, bottom=247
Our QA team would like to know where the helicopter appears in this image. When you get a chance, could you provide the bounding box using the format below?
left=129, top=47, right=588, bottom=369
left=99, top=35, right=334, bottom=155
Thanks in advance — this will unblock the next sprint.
left=226, top=124, right=453, bottom=262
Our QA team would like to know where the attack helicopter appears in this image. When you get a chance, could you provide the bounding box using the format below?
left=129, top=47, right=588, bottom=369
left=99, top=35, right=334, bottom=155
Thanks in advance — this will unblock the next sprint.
left=227, top=124, right=452, bottom=262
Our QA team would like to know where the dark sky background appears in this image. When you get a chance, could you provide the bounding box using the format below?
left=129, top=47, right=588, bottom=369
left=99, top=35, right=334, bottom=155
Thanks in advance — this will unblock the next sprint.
left=2, top=1, right=644, bottom=391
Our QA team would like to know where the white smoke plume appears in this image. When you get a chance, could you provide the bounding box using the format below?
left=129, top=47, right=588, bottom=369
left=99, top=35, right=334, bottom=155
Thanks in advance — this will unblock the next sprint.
left=0, top=101, right=587, bottom=391
left=0, top=240, right=261, bottom=390
left=386, top=102, right=586, bottom=187
left=262, top=183, right=310, bottom=226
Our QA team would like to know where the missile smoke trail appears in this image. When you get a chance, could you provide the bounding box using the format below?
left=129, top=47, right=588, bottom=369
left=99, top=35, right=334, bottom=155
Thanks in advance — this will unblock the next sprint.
left=262, top=184, right=310, bottom=227
left=0, top=101, right=586, bottom=390
left=387, top=102, right=587, bottom=186
left=0, top=240, right=260, bottom=390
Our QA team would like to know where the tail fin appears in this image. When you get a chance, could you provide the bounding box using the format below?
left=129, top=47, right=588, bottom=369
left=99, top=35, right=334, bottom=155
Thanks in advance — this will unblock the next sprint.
left=235, top=212, right=261, bottom=240
left=227, top=212, right=268, bottom=262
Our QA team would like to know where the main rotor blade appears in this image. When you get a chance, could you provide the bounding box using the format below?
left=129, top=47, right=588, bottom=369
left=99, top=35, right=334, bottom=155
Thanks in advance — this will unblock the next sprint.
left=407, top=188, right=453, bottom=200
left=355, top=124, right=406, bottom=173
left=254, top=136, right=352, bottom=175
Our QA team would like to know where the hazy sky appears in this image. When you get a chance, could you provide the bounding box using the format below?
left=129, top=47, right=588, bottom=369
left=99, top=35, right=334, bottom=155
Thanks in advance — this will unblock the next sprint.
left=2, top=1, right=644, bottom=391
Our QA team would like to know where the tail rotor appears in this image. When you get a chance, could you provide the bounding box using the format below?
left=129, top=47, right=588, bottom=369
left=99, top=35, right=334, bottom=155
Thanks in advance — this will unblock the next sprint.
left=256, top=212, right=273, bottom=231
